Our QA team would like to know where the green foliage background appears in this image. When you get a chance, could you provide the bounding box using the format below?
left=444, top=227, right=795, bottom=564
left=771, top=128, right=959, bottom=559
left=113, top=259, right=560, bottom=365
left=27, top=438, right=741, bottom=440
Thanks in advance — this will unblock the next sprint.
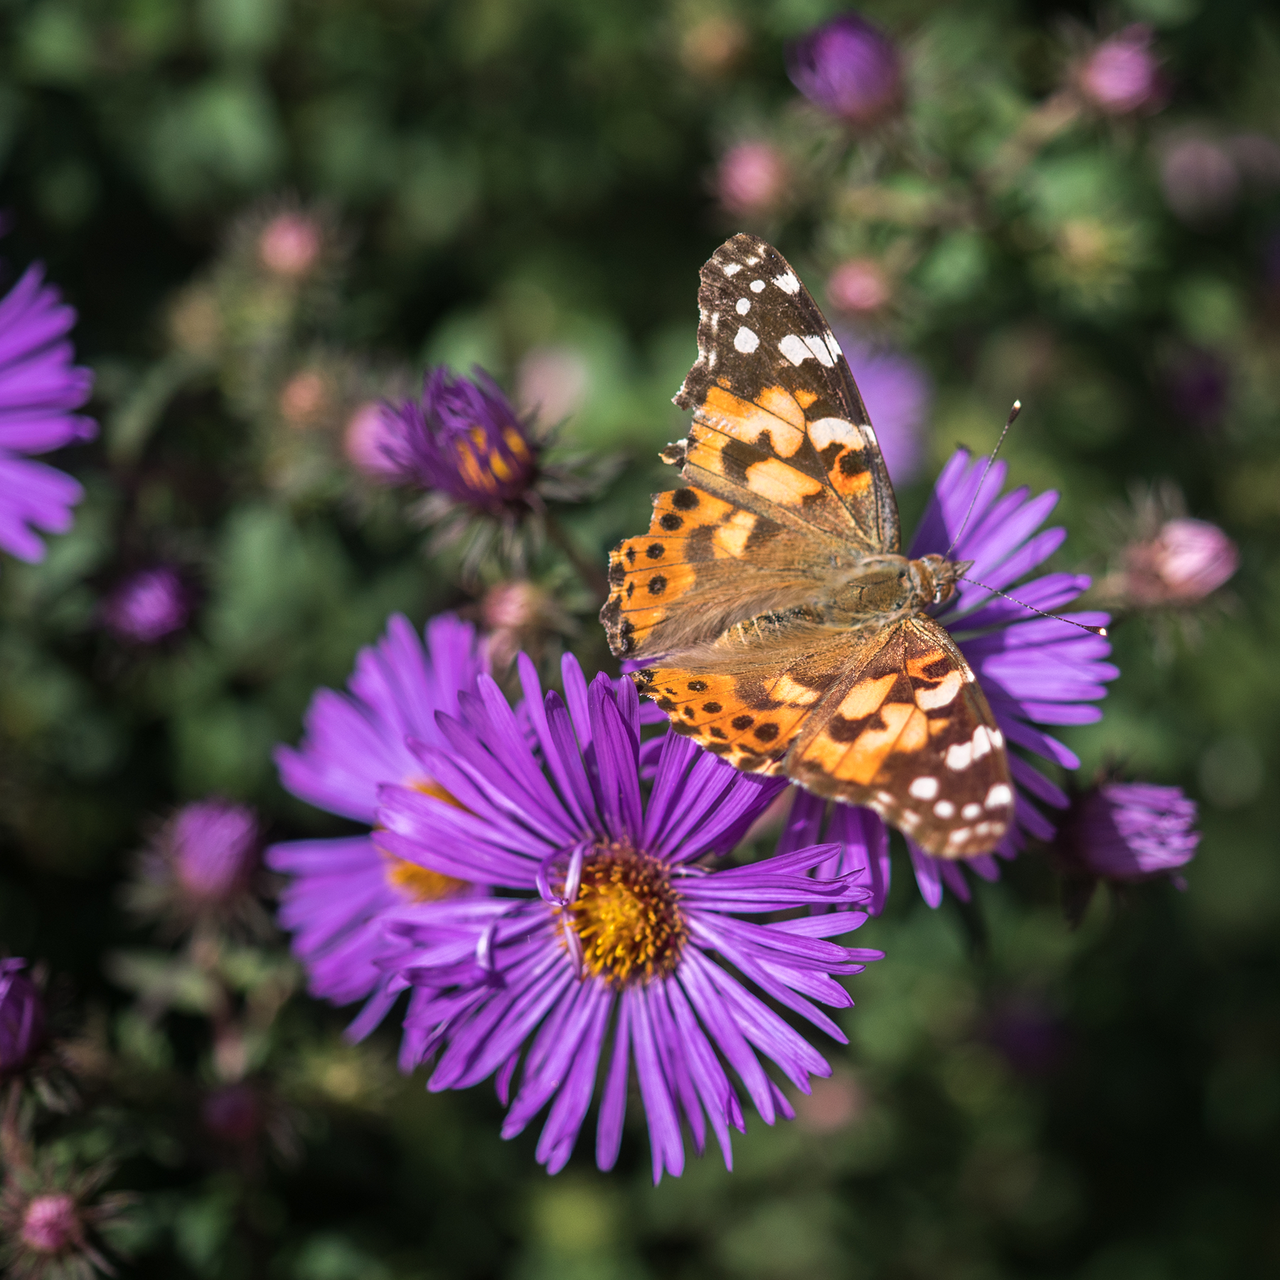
left=1, top=0, right=1278, bottom=1276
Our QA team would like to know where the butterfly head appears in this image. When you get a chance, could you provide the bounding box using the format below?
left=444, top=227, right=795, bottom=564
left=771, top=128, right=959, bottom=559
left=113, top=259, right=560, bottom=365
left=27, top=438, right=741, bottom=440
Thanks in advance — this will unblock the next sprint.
left=911, top=553, right=972, bottom=608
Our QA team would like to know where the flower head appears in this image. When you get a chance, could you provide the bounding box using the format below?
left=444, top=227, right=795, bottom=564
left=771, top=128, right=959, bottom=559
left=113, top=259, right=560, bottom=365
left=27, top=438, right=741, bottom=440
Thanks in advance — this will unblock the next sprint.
left=130, top=800, right=261, bottom=931
left=0, top=960, right=46, bottom=1078
left=268, top=614, right=488, bottom=1033
left=258, top=212, right=323, bottom=278
left=827, top=258, right=892, bottom=314
left=786, top=12, right=903, bottom=127
left=1121, top=518, right=1238, bottom=606
left=1077, top=25, right=1164, bottom=116
left=343, top=401, right=404, bottom=482
left=372, top=654, right=880, bottom=1181
left=0, top=1147, right=132, bottom=1280
left=100, top=566, right=191, bottom=645
left=782, top=450, right=1116, bottom=908
left=380, top=367, right=539, bottom=510
left=0, top=262, right=96, bottom=563
left=716, top=142, right=791, bottom=218
left=1055, top=782, right=1199, bottom=883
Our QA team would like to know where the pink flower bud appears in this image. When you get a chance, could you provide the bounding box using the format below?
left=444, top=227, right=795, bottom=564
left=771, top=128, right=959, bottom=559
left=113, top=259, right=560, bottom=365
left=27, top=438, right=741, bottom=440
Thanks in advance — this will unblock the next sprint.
left=343, top=401, right=403, bottom=482
left=828, top=258, right=892, bottom=313
left=1142, top=518, right=1238, bottom=602
left=1078, top=25, right=1163, bottom=115
left=716, top=142, right=790, bottom=217
left=258, top=213, right=322, bottom=277
left=21, top=1193, right=80, bottom=1253
left=786, top=12, right=903, bottom=126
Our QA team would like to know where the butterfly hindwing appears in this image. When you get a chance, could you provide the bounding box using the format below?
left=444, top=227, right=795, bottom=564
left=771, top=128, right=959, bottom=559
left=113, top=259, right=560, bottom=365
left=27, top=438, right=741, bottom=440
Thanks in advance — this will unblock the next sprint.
left=788, top=617, right=1014, bottom=857
left=675, top=233, right=900, bottom=551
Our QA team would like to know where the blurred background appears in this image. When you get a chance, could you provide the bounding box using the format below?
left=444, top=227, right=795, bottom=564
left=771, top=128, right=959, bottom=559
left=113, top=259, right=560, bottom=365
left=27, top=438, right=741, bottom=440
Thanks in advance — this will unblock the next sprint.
left=0, top=0, right=1278, bottom=1276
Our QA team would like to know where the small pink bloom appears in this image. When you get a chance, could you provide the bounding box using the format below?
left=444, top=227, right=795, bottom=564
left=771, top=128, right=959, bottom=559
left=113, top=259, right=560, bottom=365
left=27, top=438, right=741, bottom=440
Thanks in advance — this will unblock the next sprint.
left=786, top=12, right=903, bottom=126
left=1078, top=25, right=1162, bottom=115
left=21, top=1193, right=80, bottom=1253
left=343, top=401, right=403, bottom=482
left=717, top=142, right=789, bottom=216
left=258, top=213, right=322, bottom=277
left=1141, top=518, right=1238, bottom=602
left=828, top=258, right=892, bottom=312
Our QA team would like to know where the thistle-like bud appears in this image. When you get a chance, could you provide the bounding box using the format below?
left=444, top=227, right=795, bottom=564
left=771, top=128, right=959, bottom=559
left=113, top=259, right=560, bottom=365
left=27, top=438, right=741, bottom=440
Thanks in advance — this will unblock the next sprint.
left=785, top=12, right=903, bottom=127
left=101, top=566, right=191, bottom=645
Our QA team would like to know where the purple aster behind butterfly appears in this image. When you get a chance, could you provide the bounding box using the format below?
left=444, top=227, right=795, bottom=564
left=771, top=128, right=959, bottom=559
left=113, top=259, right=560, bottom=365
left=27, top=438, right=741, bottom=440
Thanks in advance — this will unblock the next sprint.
left=785, top=12, right=904, bottom=127
left=780, top=449, right=1117, bottom=909
left=0, top=262, right=96, bottom=563
left=267, top=614, right=488, bottom=1043
left=371, top=654, right=880, bottom=1182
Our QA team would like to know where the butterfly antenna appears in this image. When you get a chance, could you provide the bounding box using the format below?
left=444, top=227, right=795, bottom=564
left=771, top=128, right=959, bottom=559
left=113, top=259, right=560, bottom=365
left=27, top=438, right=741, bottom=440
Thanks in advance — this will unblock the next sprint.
left=944, top=400, right=1022, bottom=559
left=957, top=575, right=1107, bottom=636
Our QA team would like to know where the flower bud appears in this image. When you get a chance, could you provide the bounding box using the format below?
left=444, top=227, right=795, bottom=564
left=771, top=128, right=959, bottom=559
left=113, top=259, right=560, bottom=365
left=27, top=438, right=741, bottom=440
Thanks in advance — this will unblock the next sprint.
left=101, top=566, right=190, bottom=645
left=1054, top=782, right=1199, bottom=883
left=716, top=141, right=790, bottom=217
left=1123, top=518, right=1238, bottom=606
left=343, top=401, right=404, bottom=482
left=786, top=12, right=903, bottom=126
left=1161, top=136, right=1240, bottom=224
left=1077, top=25, right=1163, bottom=116
left=20, top=1193, right=80, bottom=1253
left=258, top=212, right=323, bottom=278
left=170, top=801, right=260, bottom=905
left=828, top=258, right=892, bottom=313
left=0, top=960, right=46, bottom=1077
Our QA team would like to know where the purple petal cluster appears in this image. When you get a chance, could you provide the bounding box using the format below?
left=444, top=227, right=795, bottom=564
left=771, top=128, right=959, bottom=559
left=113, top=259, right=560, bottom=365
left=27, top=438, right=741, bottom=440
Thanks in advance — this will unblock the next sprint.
left=786, top=12, right=903, bottom=126
left=0, top=264, right=96, bottom=563
left=1056, top=782, right=1199, bottom=883
left=268, top=614, right=488, bottom=1021
left=167, top=800, right=259, bottom=905
left=793, top=450, right=1117, bottom=908
left=371, top=654, right=880, bottom=1181
left=101, top=565, right=191, bottom=644
left=0, top=960, right=46, bottom=1077
left=378, top=368, right=539, bottom=509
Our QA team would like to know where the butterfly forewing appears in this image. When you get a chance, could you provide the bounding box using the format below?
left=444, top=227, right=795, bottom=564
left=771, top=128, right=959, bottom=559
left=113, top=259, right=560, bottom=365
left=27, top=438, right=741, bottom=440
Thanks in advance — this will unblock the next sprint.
left=675, top=233, right=900, bottom=552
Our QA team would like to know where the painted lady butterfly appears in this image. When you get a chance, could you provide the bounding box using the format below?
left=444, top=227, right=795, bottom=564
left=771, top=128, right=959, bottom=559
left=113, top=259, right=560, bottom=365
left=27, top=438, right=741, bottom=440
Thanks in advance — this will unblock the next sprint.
left=600, top=233, right=1015, bottom=858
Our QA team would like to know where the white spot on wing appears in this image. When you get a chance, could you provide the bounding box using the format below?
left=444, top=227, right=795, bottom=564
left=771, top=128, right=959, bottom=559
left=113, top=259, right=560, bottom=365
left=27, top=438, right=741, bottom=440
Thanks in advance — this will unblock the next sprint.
left=722, top=262, right=742, bottom=276
left=908, top=776, right=939, bottom=801
left=985, top=783, right=1013, bottom=809
left=803, top=335, right=835, bottom=368
left=734, top=326, right=759, bottom=353
left=809, top=418, right=859, bottom=450
left=773, top=271, right=800, bottom=294
left=778, top=334, right=811, bottom=366
left=962, top=803, right=982, bottom=820
left=825, top=331, right=844, bottom=364
left=933, top=800, right=956, bottom=819
left=916, top=670, right=962, bottom=710
left=735, top=297, right=751, bottom=315
left=750, top=279, right=766, bottom=293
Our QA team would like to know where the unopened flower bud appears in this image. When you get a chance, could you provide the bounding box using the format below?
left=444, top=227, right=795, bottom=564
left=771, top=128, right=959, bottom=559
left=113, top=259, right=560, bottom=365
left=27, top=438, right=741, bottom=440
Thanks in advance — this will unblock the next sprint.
left=1054, top=781, right=1199, bottom=883
left=828, top=258, right=892, bottom=313
left=1077, top=25, right=1163, bottom=116
left=1123, top=518, right=1238, bottom=606
left=343, top=401, right=403, bottom=482
left=101, top=566, right=190, bottom=645
left=1161, top=137, right=1240, bottom=224
left=258, top=213, right=323, bottom=278
left=171, top=801, right=259, bottom=905
left=717, top=141, right=790, bottom=217
left=279, top=369, right=332, bottom=429
left=786, top=12, right=903, bottom=127
left=21, top=1193, right=80, bottom=1253
left=0, top=959, right=46, bottom=1077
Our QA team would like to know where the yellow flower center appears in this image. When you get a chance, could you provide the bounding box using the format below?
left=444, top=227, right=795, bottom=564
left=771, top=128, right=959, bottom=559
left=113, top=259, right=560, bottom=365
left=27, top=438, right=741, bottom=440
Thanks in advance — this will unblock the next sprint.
left=382, top=778, right=468, bottom=903
left=561, top=845, right=687, bottom=986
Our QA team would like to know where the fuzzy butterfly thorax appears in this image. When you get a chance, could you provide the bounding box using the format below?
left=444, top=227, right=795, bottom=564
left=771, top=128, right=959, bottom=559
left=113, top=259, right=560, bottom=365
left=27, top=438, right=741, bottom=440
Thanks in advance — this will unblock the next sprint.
left=602, top=233, right=1016, bottom=858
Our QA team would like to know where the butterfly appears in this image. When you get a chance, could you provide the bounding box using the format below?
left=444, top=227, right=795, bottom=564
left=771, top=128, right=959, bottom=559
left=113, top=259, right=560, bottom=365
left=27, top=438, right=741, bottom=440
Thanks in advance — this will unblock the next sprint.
left=599, top=233, right=1014, bottom=858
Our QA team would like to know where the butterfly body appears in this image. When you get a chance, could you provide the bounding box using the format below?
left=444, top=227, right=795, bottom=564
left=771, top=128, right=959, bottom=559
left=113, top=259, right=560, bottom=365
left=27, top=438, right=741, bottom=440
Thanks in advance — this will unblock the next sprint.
left=602, top=234, right=1015, bottom=858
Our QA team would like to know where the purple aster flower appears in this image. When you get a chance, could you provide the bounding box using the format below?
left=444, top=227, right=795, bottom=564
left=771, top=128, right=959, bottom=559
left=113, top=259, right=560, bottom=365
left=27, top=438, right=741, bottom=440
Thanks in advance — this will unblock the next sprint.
left=840, top=337, right=931, bottom=483
left=380, top=367, right=538, bottom=510
left=786, top=12, right=904, bottom=127
left=100, top=565, right=191, bottom=644
left=778, top=450, right=1116, bottom=909
left=1055, top=782, right=1199, bottom=884
left=0, top=262, right=96, bottom=563
left=371, top=653, right=881, bottom=1181
left=267, top=614, right=488, bottom=1029
left=0, top=960, right=46, bottom=1079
